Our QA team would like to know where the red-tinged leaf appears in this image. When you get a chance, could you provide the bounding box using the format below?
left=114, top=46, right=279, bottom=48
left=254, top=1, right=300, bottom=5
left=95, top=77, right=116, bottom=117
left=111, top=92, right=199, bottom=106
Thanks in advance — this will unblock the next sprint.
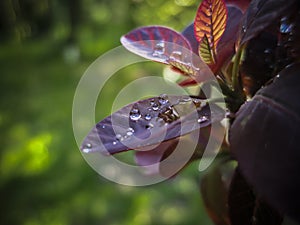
left=230, top=63, right=300, bottom=223
left=238, top=0, right=298, bottom=46
left=183, top=6, right=243, bottom=74
left=228, top=169, right=283, bottom=225
left=178, top=77, right=197, bottom=86
left=81, top=95, right=226, bottom=156
left=182, top=23, right=199, bottom=54
left=199, top=34, right=215, bottom=65
left=120, top=26, right=192, bottom=64
left=194, top=0, right=228, bottom=52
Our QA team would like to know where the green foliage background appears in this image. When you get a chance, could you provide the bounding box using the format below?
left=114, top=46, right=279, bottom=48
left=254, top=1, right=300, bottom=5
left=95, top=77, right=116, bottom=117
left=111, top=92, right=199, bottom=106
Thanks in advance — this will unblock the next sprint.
left=0, top=0, right=214, bottom=224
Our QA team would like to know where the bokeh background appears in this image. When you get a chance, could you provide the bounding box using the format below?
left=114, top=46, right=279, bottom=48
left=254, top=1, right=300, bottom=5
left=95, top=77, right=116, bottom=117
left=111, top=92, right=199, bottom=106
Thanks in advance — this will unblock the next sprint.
left=0, top=0, right=214, bottom=224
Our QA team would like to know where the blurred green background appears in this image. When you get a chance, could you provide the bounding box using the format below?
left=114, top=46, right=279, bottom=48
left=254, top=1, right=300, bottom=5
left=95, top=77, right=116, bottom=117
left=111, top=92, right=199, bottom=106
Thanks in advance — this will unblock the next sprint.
left=0, top=0, right=214, bottom=224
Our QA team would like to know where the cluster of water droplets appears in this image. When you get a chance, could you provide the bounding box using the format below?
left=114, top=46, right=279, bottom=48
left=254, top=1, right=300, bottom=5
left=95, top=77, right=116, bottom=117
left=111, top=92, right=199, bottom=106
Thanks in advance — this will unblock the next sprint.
left=112, top=127, right=136, bottom=145
left=128, top=94, right=210, bottom=127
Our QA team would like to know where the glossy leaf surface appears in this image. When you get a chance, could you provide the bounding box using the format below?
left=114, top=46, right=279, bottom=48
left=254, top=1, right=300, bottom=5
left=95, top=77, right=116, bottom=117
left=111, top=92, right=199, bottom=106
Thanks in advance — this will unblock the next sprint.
left=194, top=0, right=227, bottom=51
left=238, top=0, right=298, bottom=45
left=230, top=63, right=300, bottom=223
left=81, top=95, right=226, bottom=155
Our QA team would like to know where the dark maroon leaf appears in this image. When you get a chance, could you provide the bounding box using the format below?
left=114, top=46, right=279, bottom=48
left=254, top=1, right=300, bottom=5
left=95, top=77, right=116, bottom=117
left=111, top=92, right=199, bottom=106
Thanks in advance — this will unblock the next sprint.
left=238, top=0, right=298, bottom=46
left=120, top=26, right=192, bottom=64
left=213, top=5, right=243, bottom=72
left=182, top=23, right=199, bottom=54
left=225, top=0, right=250, bottom=12
left=230, top=63, right=300, bottom=223
left=81, top=95, right=226, bottom=156
left=241, top=31, right=278, bottom=96
left=228, top=168, right=282, bottom=225
left=201, top=160, right=233, bottom=225
left=228, top=168, right=255, bottom=225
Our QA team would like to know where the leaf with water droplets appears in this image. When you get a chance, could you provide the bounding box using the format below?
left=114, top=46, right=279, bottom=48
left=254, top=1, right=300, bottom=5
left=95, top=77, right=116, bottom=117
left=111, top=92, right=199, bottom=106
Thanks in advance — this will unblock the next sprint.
left=121, top=26, right=215, bottom=82
left=238, top=0, right=298, bottom=46
left=121, top=26, right=192, bottom=64
left=81, top=95, right=226, bottom=155
left=199, top=35, right=215, bottom=65
left=194, top=0, right=228, bottom=54
left=230, top=63, right=300, bottom=223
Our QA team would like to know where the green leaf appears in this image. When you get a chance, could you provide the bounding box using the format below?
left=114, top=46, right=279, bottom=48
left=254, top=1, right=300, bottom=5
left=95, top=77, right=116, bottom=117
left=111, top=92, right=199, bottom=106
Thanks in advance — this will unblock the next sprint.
left=198, top=34, right=215, bottom=65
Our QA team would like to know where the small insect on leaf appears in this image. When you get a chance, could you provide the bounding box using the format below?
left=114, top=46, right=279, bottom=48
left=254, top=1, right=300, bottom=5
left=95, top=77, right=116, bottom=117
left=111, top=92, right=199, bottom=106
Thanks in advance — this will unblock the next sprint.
left=194, top=0, right=227, bottom=53
left=198, top=34, right=215, bottom=65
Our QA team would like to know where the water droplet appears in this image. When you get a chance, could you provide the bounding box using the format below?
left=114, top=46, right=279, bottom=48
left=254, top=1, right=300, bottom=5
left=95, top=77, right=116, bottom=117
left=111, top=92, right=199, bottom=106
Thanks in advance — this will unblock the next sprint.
left=126, top=127, right=135, bottom=136
left=264, top=49, right=272, bottom=54
left=242, top=25, right=247, bottom=33
left=113, top=141, right=117, bottom=145
left=152, top=42, right=165, bottom=57
left=102, top=125, right=106, bottom=129
left=158, top=94, right=169, bottom=105
left=82, top=143, right=92, bottom=153
left=170, top=51, right=183, bottom=60
left=130, top=108, right=141, bottom=121
left=198, top=115, right=209, bottom=123
left=86, top=143, right=92, bottom=148
left=280, top=17, right=293, bottom=34
left=146, top=123, right=154, bottom=129
left=144, top=114, right=152, bottom=121
left=180, top=96, right=191, bottom=103
left=115, top=134, right=123, bottom=141
left=82, top=148, right=92, bottom=153
left=152, top=103, right=159, bottom=111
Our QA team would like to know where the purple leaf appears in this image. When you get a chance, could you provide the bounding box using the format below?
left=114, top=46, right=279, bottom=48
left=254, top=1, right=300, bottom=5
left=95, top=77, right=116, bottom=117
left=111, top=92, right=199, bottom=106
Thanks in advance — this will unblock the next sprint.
left=182, top=23, right=199, bottom=54
left=121, top=26, right=215, bottom=83
left=81, top=95, right=225, bottom=156
left=230, top=63, right=300, bottom=223
left=120, top=26, right=192, bottom=64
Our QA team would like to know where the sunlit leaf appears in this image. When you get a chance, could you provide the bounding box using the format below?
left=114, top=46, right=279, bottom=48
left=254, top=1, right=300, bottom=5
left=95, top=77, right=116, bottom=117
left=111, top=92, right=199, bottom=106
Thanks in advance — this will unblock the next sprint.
left=238, top=0, right=298, bottom=45
left=194, top=0, right=227, bottom=53
left=230, top=63, right=300, bottom=223
left=199, top=35, right=215, bottom=65
left=81, top=95, right=225, bottom=155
